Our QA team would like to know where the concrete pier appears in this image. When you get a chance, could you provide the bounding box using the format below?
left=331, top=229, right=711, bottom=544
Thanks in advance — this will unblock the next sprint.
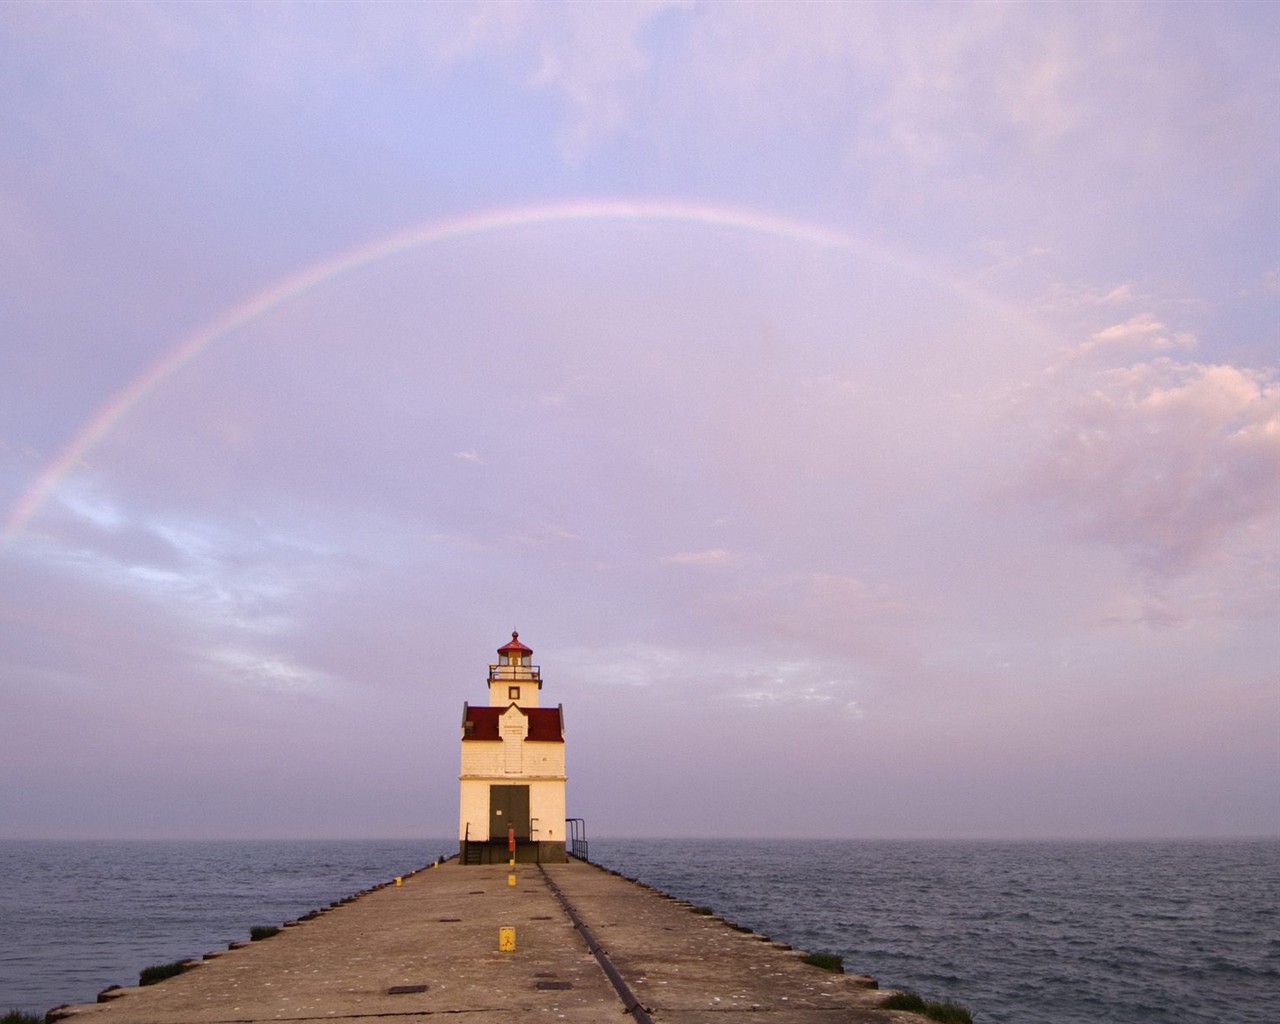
left=48, top=858, right=925, bottom=1023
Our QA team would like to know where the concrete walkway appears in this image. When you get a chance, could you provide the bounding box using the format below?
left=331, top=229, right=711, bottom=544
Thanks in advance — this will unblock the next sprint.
left=49, top=859, right=926, bottom=1023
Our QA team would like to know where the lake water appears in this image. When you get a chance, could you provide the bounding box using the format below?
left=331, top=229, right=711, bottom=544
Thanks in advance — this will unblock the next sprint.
left=1, top=838, right=1275, bottom=1021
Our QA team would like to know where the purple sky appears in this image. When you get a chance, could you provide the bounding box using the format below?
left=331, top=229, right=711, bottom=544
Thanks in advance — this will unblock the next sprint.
left=1, top=3, right=1276, bottom=841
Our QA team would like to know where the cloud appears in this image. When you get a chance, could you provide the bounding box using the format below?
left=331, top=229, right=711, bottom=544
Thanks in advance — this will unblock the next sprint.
left=525, top=3, right=679, bottom=160
left=1099, top=284, right=1135, bottom=305
left=503, top=523, right=581, bottom=549
left=1033, top=280, right=1144, bottom=316
left=420, top=2, right=1255, bottom=201
left=731, top=679, right=866, bottom=720
left=210, top=647, right=336, bottom=697
left=15, top=487, right=355, bottom=692
left=708, top=572, right=908, bottom=651
left=559, top=641, right=868, bottom=725
left=659, top=548, right=735, bottom=566
left=1076, top=313, right=1196, bottom=357
left=1024, top=358, right=1279, bottom=574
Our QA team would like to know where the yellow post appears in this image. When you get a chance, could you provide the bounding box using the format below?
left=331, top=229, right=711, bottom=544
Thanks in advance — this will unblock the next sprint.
left=395, top=877, right=402, bottom=887
left=508, top=872, right=517, bottom=887
left=498, top=927, right=516, bottom=952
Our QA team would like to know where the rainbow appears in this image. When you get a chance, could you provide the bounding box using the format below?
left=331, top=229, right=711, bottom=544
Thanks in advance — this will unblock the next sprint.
left=2, top=198, right=1035, bottom=546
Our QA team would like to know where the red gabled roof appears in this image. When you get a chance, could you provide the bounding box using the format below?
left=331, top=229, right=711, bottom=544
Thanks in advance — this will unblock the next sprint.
left=461, top=703, right=563, bottom=742
left=497, top=630, right=532, bottom=656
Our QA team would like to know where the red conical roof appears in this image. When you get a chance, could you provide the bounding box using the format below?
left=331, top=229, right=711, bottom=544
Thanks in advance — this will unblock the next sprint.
left=497, top=630, right=532, bottom=655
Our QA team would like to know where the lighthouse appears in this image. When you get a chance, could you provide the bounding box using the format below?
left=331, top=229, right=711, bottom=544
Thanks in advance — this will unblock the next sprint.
left=458, top=632, right=567, bottom=864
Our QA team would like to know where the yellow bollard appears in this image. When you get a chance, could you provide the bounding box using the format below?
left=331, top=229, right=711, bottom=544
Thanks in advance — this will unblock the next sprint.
left=395, top=876, right=402, bottom=887
left=508, top=872, right=517, bottom=887
left=498, top=927, right=516, bottom=952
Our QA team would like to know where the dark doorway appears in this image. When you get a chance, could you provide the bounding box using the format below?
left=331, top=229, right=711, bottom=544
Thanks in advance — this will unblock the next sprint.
left=489, top=784, right=530, bottom=840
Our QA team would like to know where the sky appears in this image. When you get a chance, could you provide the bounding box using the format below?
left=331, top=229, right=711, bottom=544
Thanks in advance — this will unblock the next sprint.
left=0, top=1, right=1276, bottom=842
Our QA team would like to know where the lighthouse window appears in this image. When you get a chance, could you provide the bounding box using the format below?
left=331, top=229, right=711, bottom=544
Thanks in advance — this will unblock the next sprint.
left=508, top=686, right=520, bottom=701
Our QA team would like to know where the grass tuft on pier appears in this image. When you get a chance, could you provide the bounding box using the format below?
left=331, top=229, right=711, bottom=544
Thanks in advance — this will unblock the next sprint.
left=3, top=1011, right=45, bottom=1024
left=880, top=989, right=973, bottom=1023
left=250, top=925, right=280, bottom=940
left=800, top=951, right=844, bottom=972
left=139, top=960, right=189, bottom=986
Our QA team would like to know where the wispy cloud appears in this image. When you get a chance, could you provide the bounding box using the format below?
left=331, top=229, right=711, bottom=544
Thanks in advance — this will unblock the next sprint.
left=732, top=683, right=866, bottom=720
left=210, top=647, right=337, bottom=697
left=659, top=548, right=736, bottom=567
left=1076, top=313, right=1196, bottom=356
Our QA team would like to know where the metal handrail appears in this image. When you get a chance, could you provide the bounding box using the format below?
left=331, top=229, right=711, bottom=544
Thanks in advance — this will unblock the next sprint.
left=462, top=821, right=477, bottom=864
left=566, top=817, right=589, bottom=860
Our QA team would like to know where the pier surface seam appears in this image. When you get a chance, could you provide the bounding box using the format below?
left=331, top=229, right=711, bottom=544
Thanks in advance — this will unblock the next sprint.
left=538, top=861, right=655, bottom=1023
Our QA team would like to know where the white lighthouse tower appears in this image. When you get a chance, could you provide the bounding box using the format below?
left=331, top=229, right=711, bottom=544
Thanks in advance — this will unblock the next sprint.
left=458, top=632, right=567, bottom=864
